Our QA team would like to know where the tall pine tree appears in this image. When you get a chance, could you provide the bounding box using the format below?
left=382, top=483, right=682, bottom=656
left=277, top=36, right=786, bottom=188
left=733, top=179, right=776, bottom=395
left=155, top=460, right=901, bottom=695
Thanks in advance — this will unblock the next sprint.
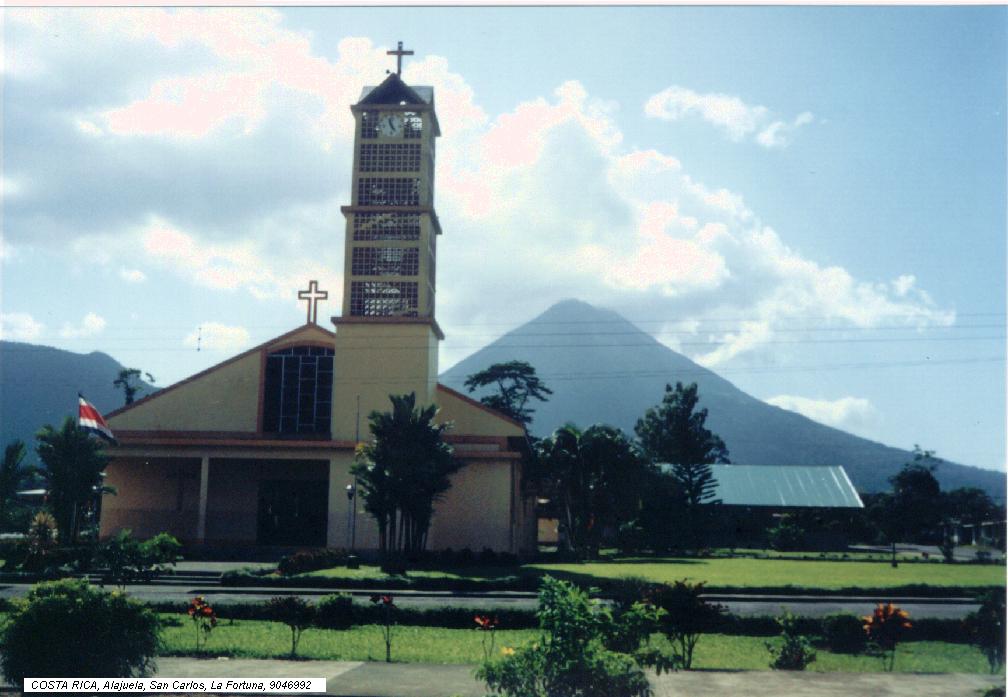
left=635, top=382, right=729, bottom=551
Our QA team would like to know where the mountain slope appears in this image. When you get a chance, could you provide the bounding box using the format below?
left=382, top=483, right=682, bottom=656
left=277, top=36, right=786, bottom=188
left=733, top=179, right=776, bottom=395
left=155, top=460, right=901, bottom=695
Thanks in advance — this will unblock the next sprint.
left=0, top=341, right=154, bottom=463
left=440, top=300, right=1006, bottom=498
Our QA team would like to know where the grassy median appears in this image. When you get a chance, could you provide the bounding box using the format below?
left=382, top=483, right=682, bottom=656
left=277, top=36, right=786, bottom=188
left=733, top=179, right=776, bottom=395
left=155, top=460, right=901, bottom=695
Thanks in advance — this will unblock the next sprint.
left=291, top=556, right=1004, bottom=592
left=158, top=618, right=994, bottom=673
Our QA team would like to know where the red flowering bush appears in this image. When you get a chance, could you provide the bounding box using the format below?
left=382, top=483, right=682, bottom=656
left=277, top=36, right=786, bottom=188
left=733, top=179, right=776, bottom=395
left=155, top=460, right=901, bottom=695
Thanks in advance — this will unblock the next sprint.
left=369, top=594, right=396, bottom=662
left=475, top=614, right=499, bottom=660
left=863, top=602, right=912, bottom=671
left=187, top=596, right=217, bottom=652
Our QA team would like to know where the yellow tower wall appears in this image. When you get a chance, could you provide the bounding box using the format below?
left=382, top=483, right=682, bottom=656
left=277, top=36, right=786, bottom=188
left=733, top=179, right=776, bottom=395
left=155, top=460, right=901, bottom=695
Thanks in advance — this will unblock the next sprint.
left=330, top=320, right=440, bottom=441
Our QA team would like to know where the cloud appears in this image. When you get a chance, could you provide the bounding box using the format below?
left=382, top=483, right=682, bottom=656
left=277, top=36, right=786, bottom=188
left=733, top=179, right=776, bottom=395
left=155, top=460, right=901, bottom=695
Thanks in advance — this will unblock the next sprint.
left=134, top=214, right=341, bottom=305
left=119, top=268, right=147, bottom=283
left=3, top=9, right=952, bottom=372
left=645, top=85, right=813, bottom=148
left=766, top=394, right=879, bottom=434
left=0, top=312, right=44, bottom=341
left=183, top=322, right=250, bottom=352
left=59, top=312, right=107, bottom=339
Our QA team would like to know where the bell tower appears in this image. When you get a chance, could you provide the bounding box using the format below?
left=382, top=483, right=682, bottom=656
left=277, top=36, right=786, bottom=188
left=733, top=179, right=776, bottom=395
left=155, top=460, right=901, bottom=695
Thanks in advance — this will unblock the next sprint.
left=331, top=43, right=444, bottom=441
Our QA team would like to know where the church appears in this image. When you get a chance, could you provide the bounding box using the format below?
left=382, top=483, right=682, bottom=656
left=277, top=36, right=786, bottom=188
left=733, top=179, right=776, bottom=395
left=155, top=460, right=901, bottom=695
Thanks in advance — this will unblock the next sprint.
left=99, top=46, right=538, bottom=556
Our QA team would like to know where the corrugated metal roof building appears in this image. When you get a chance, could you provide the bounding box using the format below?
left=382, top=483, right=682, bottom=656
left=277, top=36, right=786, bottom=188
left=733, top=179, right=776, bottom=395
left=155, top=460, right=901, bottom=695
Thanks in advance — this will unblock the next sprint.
left=709, top=465, right=863, bottom=509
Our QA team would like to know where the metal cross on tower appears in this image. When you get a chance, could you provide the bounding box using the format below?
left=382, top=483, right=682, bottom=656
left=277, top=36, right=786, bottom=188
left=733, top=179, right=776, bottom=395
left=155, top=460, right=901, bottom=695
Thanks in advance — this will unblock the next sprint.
left=387, top=40, right=414, bottom=76
left=297, top=280, right=328, bottom=325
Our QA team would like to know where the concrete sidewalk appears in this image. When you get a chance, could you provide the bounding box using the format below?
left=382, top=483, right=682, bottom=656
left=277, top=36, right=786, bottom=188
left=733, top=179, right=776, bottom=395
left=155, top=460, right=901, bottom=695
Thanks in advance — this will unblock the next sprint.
left=153, top=658, right=1006, bottom=697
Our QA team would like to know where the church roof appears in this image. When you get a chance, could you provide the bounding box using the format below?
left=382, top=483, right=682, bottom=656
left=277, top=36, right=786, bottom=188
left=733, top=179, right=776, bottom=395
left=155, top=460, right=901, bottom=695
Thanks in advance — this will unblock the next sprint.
left=104, top=323, right=335, bottom=421
left=358, top=73, right=433, bottom=106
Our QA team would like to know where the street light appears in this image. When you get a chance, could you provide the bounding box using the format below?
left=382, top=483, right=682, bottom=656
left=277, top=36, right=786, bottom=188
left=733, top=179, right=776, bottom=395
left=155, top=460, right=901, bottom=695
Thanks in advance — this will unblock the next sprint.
left=345, top=483, right=355, bottom=551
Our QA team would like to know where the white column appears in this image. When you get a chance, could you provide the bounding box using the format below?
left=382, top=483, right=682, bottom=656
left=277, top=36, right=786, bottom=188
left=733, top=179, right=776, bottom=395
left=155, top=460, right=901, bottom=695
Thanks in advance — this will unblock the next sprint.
left=327, top=457, right=342, bottom=548
left=196, top=456, right=209, bottom=543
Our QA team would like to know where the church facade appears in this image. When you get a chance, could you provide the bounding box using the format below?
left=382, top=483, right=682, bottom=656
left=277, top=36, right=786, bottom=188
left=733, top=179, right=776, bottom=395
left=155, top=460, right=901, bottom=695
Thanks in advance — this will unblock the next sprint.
left=99, top=52, right=538, bottom=556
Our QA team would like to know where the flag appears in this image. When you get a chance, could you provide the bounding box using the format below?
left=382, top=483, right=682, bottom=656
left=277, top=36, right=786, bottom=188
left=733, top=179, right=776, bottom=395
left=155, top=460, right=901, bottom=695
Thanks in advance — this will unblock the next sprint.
left=78, top=394, right=117, bottom=445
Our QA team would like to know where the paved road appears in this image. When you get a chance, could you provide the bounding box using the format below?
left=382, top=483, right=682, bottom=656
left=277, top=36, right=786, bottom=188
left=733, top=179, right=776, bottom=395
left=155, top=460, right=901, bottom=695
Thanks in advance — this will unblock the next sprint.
left=0, top=582, right=981, bottom=619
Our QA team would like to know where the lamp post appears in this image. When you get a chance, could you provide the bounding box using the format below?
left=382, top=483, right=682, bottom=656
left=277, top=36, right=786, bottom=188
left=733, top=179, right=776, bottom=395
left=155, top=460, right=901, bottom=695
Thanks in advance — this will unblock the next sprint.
left=345, top=483, right=355, bottom=551
left=345, top=481, right=360, bottom=568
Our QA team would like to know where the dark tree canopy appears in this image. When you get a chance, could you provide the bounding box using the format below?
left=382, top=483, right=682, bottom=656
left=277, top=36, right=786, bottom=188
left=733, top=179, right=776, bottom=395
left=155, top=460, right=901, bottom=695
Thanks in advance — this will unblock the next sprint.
left=532, top=424, right=646, bottom=558
left=1, top=441, right=26, bottom=505
left=464, top=360, right=552, bottom=426
left=944, top=487, right=999, bottom=529
left=0, top=441, right=27, bottom=527
left=113, top=368, right=155, bottom=406
left=351, top=393, right=458, bottom=561
left=888, top=446, right=944, bottom=544
left=635, top=382, right=729, bottom=503
left=35, top=418, right=109, bottom=544
left=635, top=382, right=729, bottom=550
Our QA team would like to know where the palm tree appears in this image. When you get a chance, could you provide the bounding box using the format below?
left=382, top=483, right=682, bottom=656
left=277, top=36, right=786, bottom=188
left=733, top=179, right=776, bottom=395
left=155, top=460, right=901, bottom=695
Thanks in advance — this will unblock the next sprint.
left=35, top=418, right=109, bottom=544
left=351, top=393, right=457, bottom=564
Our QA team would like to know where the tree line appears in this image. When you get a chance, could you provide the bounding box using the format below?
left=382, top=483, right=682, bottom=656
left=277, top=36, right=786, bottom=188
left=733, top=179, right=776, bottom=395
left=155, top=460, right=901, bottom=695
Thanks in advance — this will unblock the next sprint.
left=1, top=360, right=1002, bottom=566
left=354, top=359, right=1004, bottom=565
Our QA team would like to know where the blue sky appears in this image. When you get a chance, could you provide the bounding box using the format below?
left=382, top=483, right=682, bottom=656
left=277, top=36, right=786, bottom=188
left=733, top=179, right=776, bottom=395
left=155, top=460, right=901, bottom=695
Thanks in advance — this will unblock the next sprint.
left=2, top=6, right=1004, bottom=471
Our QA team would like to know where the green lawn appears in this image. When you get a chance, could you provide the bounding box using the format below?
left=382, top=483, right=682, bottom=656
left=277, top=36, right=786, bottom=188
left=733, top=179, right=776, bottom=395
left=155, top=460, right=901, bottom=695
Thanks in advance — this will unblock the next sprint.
left=158, top=619, right=994, bottom=673
left=529, top=557, right=1006, bottom=590
left=298, top=556, right=1004, bottom=591
left=160, top=618, right=534, bottom=663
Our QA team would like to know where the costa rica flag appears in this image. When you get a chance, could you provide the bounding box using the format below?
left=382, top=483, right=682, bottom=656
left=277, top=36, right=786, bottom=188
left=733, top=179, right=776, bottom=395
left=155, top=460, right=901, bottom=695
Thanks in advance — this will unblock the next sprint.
left=78, top=394, right=117, bottom=445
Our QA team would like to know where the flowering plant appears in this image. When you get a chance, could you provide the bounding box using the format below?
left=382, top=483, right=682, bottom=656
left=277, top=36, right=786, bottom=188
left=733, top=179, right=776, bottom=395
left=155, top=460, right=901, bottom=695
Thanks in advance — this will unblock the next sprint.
left=187, top=596, right=217, bottom=651
left=370, top=594, right=396, bottom=662
left=863, top=602, right=912, bottom=671
left=475, top=614, right=499, bottom=660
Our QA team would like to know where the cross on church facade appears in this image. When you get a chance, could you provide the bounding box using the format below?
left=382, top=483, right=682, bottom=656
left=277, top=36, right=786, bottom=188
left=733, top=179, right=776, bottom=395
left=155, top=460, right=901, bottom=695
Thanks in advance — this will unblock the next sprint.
left=387, top=40, right=414, bottom=76
left=298, top=280, right=328, bottom=325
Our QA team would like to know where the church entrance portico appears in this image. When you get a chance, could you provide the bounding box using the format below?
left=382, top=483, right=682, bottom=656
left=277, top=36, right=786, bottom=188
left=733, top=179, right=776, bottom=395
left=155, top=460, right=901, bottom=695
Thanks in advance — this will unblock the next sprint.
left=203, top=457, right=329, bottom=546
left=101, top=447, right=336, bottom=547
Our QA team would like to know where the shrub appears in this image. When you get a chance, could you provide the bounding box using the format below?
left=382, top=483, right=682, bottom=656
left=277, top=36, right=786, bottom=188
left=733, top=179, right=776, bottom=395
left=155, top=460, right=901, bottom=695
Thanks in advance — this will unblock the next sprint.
left=277, top=548, right=347, bottom=576
left=0, top=579, right=160, bottom=687
left=477, top=577, right=652, bottom=697
left=863, top=602, right=912, bottom=671
left=267, top=596, right=315, bottom=658
left=97, top=530, right=181, bottom=586
left=186, top=596, right=217, bottom=651
left=767, top=516, right=806, bottom=551
left=767, top=611, right=816, bottom=670
left=965, top=590, right=1006, bottom=673
left=316, top=593, right=354, bottom=629
left=22, top=512, right=58, bottom=572
left=370, top=594, right=396, bottom=663
left=821, top=613, right=868, bottom=653
left=475, top=614, right=499, bottom=661
left=647, top=579, right=725, bottom=669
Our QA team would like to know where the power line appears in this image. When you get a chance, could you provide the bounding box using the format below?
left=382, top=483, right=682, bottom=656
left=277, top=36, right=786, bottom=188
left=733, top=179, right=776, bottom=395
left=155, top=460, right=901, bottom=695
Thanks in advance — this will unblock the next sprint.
left=2, top=335, right=1004, bottom=352
left=2, top=356, right=1003, bottom=389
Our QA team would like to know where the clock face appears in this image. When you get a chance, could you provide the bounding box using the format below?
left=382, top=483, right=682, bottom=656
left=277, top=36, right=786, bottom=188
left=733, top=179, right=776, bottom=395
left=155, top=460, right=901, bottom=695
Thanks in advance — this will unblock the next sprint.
left=378, top=113, right=404, bottom=137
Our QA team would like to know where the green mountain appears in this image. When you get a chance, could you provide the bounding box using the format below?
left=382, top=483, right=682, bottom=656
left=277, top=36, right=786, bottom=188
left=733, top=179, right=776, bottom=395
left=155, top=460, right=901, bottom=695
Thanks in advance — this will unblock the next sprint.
left=440, top=299, right=1006, bottom=499
left=4, top=304, right=1003, bottom=501
left=0, top=341, right=154, bottom=464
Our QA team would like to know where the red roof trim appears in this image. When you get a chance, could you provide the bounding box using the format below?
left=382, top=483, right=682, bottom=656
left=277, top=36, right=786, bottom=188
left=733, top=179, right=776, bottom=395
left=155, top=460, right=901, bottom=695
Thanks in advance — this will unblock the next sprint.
left=113, top=436, right=357, bottom=450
